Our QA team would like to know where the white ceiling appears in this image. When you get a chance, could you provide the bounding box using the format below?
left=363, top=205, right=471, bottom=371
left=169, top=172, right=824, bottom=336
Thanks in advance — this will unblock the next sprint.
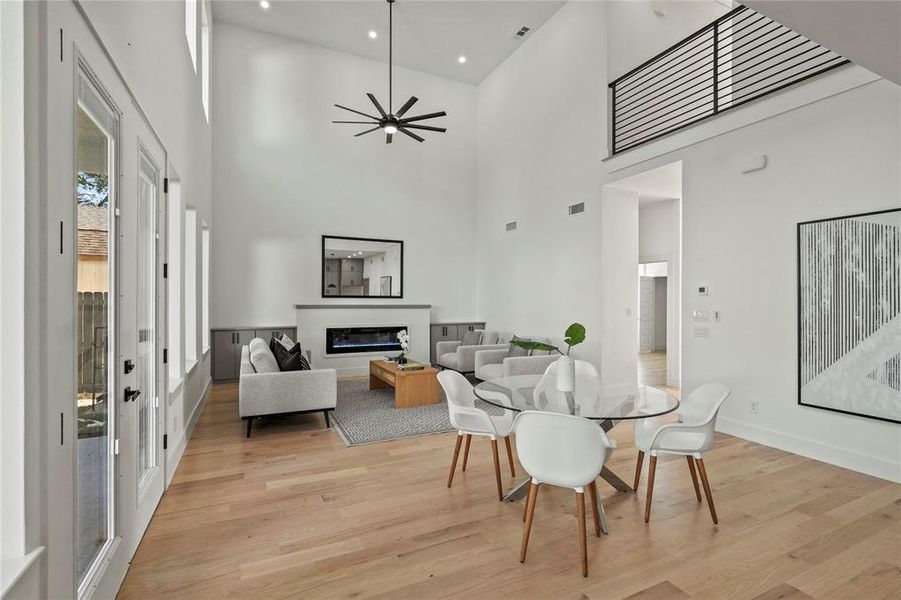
left=212, top=0, right=565, bottom=85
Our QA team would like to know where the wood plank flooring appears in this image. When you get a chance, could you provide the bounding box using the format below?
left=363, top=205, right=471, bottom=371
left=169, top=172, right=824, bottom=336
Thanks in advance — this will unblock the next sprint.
left=117, top=383, right=901, bottom=599
left=638, top=351, right=667, bottom=386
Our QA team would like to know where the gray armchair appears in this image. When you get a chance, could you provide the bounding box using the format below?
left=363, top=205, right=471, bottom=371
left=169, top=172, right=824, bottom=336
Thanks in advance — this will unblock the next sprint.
left=474, top=336, right=558, bottom=381
left=436, top=330, right=507, bottom=374
left=474, top=349, right=557, bottom=381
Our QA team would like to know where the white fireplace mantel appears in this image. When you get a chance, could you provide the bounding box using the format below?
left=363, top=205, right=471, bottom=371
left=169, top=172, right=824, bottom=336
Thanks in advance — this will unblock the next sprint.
left=295, top=304, right=432, bottom=376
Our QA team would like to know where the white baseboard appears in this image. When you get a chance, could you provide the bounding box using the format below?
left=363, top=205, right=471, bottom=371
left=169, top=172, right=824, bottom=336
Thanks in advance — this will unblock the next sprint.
left=165, top=377, right=211, bottom=488
left=717, top=416, right=901, bottom=483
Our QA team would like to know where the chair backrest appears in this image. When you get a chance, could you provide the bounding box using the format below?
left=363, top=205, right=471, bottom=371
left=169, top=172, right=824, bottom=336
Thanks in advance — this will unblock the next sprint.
left=514, top=411, right=613, bottom=489
left=678, top=383, right=731, bottom=427
left=438, top=370, right=497, bottom=435
left=533, top=359, right=600, bottom=405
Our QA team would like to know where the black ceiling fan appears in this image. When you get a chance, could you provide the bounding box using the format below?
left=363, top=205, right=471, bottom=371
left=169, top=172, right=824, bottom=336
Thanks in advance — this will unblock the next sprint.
left=333, top=0, right=447, bottom=144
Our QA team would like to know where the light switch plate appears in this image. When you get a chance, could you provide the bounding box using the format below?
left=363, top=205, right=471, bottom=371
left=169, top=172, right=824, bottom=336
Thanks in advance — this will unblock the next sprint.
left=694, top=326, right=710, bottom=338
left=693, top=310, right=710, bottom=322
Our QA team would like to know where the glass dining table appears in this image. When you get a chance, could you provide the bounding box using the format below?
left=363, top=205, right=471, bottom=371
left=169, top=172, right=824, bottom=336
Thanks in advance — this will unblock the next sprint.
left=473, top=373, right=679, bottom=508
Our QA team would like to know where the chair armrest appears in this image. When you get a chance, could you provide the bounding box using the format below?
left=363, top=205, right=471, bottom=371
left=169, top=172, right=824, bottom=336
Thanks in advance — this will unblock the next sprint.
left=239, top=369, right=337, bottom=417
left=475, top=348, right=509, bottom=371
left=455, top=344, right=508, bottom=372
left=502, top=354, right=558, bottom=377
left=451, top=404, right=501, bottom=437
left=435, top=341, right=462, bottom=357
left=649, top=422, right=714, bottom=454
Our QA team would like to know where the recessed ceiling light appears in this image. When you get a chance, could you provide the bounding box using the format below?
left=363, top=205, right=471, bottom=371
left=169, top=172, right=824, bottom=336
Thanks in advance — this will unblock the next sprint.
left=368, top=30, right=378, bottom=39
left=259, top=0, right=270, bottom=8
left=458, top=55, right=467, bottom=64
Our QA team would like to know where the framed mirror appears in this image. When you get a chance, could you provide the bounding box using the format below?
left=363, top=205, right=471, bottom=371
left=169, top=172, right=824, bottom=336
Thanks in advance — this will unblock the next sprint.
left=322, top=235, right=404, bottom=298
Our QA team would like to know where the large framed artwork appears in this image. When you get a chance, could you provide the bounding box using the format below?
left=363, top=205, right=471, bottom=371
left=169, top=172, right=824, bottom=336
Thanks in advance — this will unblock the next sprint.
left=797, top=208, right=900, bottom=423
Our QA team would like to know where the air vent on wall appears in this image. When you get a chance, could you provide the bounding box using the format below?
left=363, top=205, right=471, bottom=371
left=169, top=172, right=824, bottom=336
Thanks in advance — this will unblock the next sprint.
left=506, top=221, right=518, bottom=231
left=513, top=26, right=531, bottom=39
left=568, top=202, right=585, bottom=215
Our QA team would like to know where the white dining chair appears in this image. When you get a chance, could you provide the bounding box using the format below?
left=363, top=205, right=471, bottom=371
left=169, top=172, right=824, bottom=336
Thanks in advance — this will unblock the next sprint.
left=438, top=370, right=516, bottom=501
left=633, top=383, right=732, bottom=524
left=515, top=411, right=615, bottom=577
left=532, top=359, right=600, bottom=407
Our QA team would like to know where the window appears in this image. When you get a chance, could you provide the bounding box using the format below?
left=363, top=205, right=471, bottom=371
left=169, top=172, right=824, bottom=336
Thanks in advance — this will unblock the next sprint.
left=185, top=0, right=197, bottom=73
left=201, top=225, right=210, bottom=353
left=167, top=180, right=182, bottom=390
left=185, top=208, right=197, bottom=367
left=200, top=0, right=210, bottom=122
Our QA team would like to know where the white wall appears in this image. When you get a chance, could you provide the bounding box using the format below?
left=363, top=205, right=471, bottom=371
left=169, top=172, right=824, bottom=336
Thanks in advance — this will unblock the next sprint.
left=639, top=198, right=681, bottom=385
left=678, top=81, right=901, bottom=482
left=612, top=80, right=901, bottom=482
left=475, top=0, right=608, bottom=364
left=599, top=186, right=640, bottom=393
left=477, top=0, right=899, bottom=482
left=607, top=0, right=730, bottom=81
left=211, top=23, right=477, bottom=328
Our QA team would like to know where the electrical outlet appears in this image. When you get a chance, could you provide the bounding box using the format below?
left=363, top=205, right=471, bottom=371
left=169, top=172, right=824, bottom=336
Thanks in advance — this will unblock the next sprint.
left=749, top=400, right=759, bottom=414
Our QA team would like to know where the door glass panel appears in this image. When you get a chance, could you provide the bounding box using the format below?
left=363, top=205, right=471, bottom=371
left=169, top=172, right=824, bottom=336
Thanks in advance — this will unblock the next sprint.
left=137, top=151, right=158, bottom=485
left=75, top=85, right=115, bottom=585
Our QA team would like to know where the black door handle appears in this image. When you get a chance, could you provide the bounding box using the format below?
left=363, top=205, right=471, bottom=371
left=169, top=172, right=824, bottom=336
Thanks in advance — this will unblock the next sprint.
left=124, top=387, right=141, bottom=403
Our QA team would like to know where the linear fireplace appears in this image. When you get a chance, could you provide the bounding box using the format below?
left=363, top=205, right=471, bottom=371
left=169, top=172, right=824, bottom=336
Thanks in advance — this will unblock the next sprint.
left=325, top=325, right=407, bottom=355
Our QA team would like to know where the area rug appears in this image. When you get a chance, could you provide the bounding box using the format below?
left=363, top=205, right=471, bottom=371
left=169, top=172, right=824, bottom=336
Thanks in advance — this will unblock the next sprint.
left=332, top=378, right=505, bottom=446
left=332, top=378, right=454, bottom=446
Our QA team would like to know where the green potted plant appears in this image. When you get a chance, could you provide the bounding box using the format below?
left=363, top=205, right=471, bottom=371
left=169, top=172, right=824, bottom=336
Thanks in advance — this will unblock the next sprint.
left=511, top=323, right=586, bottom=391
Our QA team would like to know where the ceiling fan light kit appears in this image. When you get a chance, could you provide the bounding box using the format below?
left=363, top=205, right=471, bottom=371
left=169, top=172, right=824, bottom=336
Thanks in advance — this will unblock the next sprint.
left=333, top=0, right=447, bottom=144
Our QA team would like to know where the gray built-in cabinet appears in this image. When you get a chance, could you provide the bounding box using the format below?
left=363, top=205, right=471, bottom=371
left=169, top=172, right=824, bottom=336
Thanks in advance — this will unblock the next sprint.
left=429, top=322, right=486, bottom=364
left=211, top=326, right=298, bottom=381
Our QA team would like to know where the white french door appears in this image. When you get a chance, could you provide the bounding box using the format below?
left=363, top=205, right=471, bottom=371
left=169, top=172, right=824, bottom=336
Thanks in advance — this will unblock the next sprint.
left=44, top=2, right=168, bottom=597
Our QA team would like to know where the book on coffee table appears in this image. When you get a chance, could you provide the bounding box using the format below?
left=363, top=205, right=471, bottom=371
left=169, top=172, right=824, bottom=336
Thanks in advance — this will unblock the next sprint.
left=397, top=362, right=426, bottom=371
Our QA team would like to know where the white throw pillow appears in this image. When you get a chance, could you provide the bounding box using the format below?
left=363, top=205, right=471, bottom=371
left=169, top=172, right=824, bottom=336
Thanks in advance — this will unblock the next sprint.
left=278, top=333, right=295, bottom=351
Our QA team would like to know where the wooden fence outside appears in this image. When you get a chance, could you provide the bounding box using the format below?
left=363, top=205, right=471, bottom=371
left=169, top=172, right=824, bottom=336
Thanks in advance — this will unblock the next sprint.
left=78, top=292, right=108, bottom=397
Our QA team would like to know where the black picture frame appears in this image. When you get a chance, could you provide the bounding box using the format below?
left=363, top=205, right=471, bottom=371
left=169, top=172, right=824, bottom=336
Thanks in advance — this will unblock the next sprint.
left=321, top=235, right=404, bottom=299
left=796, top=207, right=900, bottom=424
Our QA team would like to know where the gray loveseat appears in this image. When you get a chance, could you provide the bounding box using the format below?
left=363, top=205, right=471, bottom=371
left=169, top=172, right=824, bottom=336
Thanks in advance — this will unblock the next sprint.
left=239, top=338, right=337, bottom=437
left=436, top=330, right=507, bottom=374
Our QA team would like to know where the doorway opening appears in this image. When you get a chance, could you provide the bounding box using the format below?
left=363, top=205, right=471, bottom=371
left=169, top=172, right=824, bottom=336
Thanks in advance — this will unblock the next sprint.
left=599, top=161, right=682, bottom=393
left=638, top=261, right=668, bottom=386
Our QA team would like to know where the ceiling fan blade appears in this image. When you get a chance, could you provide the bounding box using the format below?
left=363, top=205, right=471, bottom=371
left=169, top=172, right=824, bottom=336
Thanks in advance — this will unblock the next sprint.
left=398, top=127, right=425, bottom=142
left=401, top=123, right=446, bottom=133
left=395, top=96, right=418, bottom=118
left=335, top=104, right=380, bottom=121
left=401, top=111, right=446, bottom=123
left=386, top=133, right=393, bottom=144
left=333, top=120, right=380, bottom=124
left=367, top=93, right=388, bottom=118
left=354, top=126, right=382, bottom=137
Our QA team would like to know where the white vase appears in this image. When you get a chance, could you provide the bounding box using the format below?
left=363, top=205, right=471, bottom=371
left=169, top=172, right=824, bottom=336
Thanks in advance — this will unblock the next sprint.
left=556, top=355, right=575, bottom=392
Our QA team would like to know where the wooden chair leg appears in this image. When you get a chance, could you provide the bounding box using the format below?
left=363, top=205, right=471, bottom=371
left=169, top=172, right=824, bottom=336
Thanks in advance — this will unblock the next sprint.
left=696, top=458, right=718, bottom=524
left=633, top=450, right=645, bottom=492
left=520, top=482, right=539, bottom=562
left=490, top=439, right=503, bottom=501
left=687, top=455, right=702, bottom=502
left=447, top=434, right=463, bottom=488
left=587, top=481, right=601, bottom=537
left=461, top=434, right=472, bottom=471
left=644, top=455, right=657, bottom=523
left=504, top=436, right=516, bottom=477
left=576, top=491, right=588, bottom=577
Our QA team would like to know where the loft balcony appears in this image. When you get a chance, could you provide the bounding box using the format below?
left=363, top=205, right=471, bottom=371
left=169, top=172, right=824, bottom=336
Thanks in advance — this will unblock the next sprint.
left=608, top=5, right=850, bottom=155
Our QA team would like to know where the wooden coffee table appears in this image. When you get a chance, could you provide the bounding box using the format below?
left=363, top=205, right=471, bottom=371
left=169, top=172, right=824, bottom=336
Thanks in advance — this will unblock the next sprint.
left=369, top=359, right=440, bottom=408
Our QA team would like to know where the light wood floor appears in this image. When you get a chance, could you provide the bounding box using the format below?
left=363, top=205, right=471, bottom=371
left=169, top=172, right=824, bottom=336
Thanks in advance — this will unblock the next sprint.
left=118, top=383, right=901, bottom=599
left=638, top=351, right=667, bottom=386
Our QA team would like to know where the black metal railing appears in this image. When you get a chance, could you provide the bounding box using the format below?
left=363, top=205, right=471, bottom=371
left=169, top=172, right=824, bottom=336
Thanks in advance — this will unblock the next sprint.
left=609, top=5, right=850, bottom=155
